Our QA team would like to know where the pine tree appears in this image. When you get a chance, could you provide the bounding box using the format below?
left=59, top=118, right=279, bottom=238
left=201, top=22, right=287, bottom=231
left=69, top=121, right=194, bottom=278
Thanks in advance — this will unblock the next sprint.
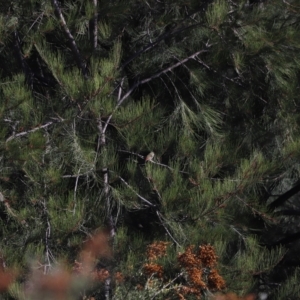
left=1, top=0, right=300, bottom=299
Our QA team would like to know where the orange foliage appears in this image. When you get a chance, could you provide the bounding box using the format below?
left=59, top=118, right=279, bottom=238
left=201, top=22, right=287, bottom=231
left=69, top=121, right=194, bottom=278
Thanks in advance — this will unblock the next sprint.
left=178, top=285, right=203, bottom=299
left=0, top=270, right=15, bottom=292
left=212, top=292, right=256, bottom=300
left=143, top=263, right=164, bottom=278
left=146, top=241, right=170, bottom=261
left=75, top=230, right=112, bottom=277
left=25, top=268, right=72, bottom=300
left=81, top=231, right=112, bottom=261
left=178, top=245, right=201, bottom=268
left=0, top=254, right=16, bottom=292
left=199, top=244, right=218, bottom=268
left=208, top=269, right=226, bottom=290
left=186, top=267, right=206, bottom=289
left=141, top=241, right=227, bottom=299
left=0, top=234, right=253, bottom=300
left=142, top=241, right=170, bottom=279
left=177, top=244, right=226, bottom=297
left=0, top=230, right=116, bottom=298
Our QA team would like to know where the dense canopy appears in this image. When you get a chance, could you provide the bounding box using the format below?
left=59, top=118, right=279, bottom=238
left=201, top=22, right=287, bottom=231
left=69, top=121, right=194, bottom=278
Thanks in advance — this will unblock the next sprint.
left=1, top=0, right=300, bottom=299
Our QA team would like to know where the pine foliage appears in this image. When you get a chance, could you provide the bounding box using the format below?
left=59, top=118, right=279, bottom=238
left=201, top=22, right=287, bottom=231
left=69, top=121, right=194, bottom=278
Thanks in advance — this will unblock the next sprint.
left=1, top=0, right=300, bottom=299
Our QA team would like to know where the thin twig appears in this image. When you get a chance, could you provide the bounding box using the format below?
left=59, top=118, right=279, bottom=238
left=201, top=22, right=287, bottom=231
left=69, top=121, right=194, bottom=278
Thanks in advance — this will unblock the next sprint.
left=117, top=150, right=145, bottom=160
left=118, top=176, right=156, bottom=207
left=156, top=211, right=180, bottom=246
left=141, top=49, right=209, bottom=86
left=193, top=56, right=244, bottom=87
left=26, top=12, right=44, bottom=34
left=73, top=168, right=80, bottom=215
left=120, top=22, right=204, bottom=70
left=117, top=77, right=125, bottom=101
left=92, top=0, right=98, bottom=50
left=95, top=101, right=114, bottom=300
left=149, top=160, right=172, bottom=170
left=96, top=118, right=114, bottom=238
left=62, top=173, right=86, bottom=178
left=236, top=195, right=275, bottom=222
left=6, top=120, right=60, bottom=142
left=42, top=199, right=52, bottom=274
left=151, top=272, right=184, bottom=300
left=94, top=118, right=104, bottom=163
left=230, top=225, right=246, bottom=240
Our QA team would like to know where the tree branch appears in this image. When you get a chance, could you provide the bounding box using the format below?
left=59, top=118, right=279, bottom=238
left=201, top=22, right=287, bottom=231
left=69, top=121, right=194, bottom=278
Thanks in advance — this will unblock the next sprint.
left=117, top=149, right=145, bottom=160
left=96, top=116, right=114, bottom=300
left=150, top=272, right=184, bottom=300
left=121, top=23, right=204, bottom=70
left=51, top=0, right=88, bottom=79
left=156, top=211, right=180, bottom=246
left=268, top=181, right=300, bottom=210
left=6, top=120, right=62, bottom=142
left=140, top=49, right=209, bottom=86
left=193, top=56, right=244, bottom=87
left=103, top=49, right=209, bottom=134
left=92, top=0, right=98, bottom=50
left=118, top=176, right=156, bottom=207
left=42, top=199, right=52, bottom=274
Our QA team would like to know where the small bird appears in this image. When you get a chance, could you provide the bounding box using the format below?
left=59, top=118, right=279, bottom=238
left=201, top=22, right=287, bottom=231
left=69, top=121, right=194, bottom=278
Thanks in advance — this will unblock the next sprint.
left=145, top=151, right=155, bottom=162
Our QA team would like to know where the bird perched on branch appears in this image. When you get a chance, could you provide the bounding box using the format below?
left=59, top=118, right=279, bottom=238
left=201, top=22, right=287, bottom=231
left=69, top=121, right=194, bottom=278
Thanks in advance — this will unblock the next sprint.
left=145, top=151, right=155, bottom=162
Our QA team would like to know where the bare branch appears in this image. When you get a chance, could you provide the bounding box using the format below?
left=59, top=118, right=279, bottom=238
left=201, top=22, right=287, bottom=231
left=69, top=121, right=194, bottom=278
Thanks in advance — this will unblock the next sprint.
left=151, top=272, right=184, bottom=300
left=156, top=211, right=180, bottom=246
left=117, top=77, right=125, bottom=101
left=73, top=169, right=80, bottom=215
left=193, top=56, right=244, bottom=87
left=145, top=156, right=173, bottom=170
left=92, top=0, right=98, bottom=50
left=236, top=195, right=275, bottom=222
left=26, top=12, right=44, bottom=34
left=96, top=117, right=115, bottom=242
left=230, top=225, right=246, bottom=240
left=117, top=149, right=145, bottom=160
left=42, top=199, right=52, bottom=274
left=103, top=49, right=209, bottom=134
left=6, top=120, right=61, bottom=142
left=62, top=174, right=83, bottom=178
left=96, top=115, right=114, bottom=300
left=118, top=176, right=156, bottom=207
left=140, top=49, right=209, bottom=86
left=51, top=0, right=88, bottom=78
left=121, top=22, right=204, bottom=70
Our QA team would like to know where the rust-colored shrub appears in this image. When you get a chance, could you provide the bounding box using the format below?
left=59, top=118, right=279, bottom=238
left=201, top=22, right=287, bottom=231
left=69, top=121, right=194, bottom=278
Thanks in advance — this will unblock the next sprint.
left=143, top=263, right=164, bottom=278
left=0, top=270, right=15, bottom=292
left=146, top=241, right=170, bottom=261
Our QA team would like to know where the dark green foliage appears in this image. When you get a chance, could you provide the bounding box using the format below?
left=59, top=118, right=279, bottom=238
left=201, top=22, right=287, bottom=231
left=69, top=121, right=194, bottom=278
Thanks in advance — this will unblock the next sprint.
left=1, top=0, right=300, bottom=299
